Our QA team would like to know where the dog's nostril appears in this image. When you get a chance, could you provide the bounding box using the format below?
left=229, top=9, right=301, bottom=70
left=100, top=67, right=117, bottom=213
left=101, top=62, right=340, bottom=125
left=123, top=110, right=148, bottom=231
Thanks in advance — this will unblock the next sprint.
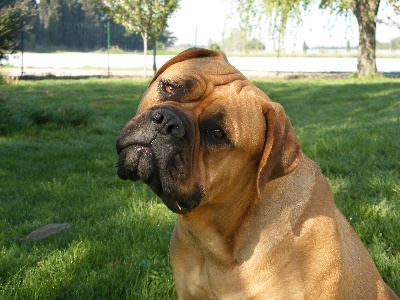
left=166, top=124, right=176, bottom=134
left=153, top=112, right=164, bottom=124
left=151, top=108, right=186, bottom=138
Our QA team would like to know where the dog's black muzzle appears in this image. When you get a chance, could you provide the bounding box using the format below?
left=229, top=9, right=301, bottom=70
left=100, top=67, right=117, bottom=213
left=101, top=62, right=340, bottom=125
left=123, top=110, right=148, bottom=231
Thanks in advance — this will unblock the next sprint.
left=116, top=105, right=202, bottom=214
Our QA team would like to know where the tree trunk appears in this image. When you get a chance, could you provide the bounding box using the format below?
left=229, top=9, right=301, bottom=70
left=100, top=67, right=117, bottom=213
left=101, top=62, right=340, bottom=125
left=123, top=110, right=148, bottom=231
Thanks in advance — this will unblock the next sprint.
left=350, top=0, right=380, bottom=76
left=141, top=32, right=148, bottom=78
left=153, top=37, right=157, bottom=76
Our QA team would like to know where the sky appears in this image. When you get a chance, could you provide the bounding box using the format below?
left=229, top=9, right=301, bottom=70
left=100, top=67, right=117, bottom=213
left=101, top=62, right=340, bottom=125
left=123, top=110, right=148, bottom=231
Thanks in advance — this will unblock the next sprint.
left=168, top=0, right=400, bottom=50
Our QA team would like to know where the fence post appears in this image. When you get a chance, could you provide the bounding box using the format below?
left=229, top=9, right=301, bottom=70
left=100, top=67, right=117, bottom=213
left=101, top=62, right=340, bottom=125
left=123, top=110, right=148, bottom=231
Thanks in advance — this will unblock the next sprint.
left=276, top=32, right=281, bottom=76
left=107, top=21, right=110, bottom=77
left=21, top=19, right=24, bottom=77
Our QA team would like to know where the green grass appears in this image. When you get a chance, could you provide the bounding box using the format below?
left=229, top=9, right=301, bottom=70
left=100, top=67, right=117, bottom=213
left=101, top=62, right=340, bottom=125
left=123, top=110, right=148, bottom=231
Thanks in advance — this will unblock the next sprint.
left=0, top=77, right=399, bottom=298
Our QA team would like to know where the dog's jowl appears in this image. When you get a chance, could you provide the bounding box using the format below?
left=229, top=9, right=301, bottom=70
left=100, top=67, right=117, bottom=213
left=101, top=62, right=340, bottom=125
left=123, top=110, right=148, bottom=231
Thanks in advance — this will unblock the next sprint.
left=116, top=48, right=399, bottom=300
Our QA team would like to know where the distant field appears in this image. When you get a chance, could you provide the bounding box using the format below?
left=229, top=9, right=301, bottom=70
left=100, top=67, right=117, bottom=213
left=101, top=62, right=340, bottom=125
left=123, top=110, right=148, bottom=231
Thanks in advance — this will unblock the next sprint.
left=0, top=77, right=399, bottom=298
left=4, top=51, right=400, bottom=78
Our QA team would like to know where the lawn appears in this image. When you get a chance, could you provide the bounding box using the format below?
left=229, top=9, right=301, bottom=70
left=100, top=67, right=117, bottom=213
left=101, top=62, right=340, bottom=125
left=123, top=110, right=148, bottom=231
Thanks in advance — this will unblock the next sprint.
left=0, top=76, right=399, bottom=299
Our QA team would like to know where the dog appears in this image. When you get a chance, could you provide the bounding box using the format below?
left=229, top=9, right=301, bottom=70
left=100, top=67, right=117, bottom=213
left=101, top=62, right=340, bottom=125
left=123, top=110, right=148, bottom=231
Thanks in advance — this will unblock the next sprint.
left=116, top=48, right=399, bottom=299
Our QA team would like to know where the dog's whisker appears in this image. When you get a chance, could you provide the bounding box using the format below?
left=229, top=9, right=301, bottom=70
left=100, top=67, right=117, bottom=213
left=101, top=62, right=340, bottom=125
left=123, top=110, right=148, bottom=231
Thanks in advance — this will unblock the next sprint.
left=175, top=200, right=182, bottom=211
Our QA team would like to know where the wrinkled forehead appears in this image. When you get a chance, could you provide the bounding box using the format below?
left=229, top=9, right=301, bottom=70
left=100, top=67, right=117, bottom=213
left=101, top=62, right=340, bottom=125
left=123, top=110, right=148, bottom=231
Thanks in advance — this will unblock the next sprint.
left=137, top=55, right=268, bottom=151
left=158, top=55, right=245, bottom=82
left=137, top=56, right=250, bottom=111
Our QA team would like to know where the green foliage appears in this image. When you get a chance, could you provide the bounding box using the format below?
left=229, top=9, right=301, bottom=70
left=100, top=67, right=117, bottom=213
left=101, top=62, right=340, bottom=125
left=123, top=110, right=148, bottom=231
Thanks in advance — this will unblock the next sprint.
left=208, top=41, right=221, bottom=50
left=0, top=69, right=12, bottom=84
left=221, top=29, right=285, bottom=52
left=236, top=0, right=307, bottom=37
left=222, top=27, right=247, bottom=52
left=247, top=38, right=266, bottom=50
left=158, top=30, right=178, bottom=49
left=97, top=0, right=180, bottom=41
left=0, top=0, right=23, bottom=61
left=303, top=41, right=309, bottom=53
left=0, top=0, right=179, bottom=53
left=34, top=0, right=145, bottom=52
left=391, top=36, right=400, bottom=49
left=96, top=0, right=180, bottom=75
left=346, top=40, right=351, bottom=51
left=29, top=105, right=92, bottom=127
left=0, top=0, right=37, bottom=59
left=37, top=0, right=99, bottom=49
left=0, top=100, right=92, bottom=135
left=388, top=0, right=400, bottom=13
left=0, top=77, right=399, bottom=298
left=235, top=0, right=399, bottom=75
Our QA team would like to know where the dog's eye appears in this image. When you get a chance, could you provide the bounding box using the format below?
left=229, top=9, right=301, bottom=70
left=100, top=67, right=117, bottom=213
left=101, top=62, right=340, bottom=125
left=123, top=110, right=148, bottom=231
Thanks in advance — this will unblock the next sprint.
left=208, top=128, right=225, bottom=140
left=161, top=81, right=176, bottom=95
left=164, top=83, right=175, bottom=94
left=200, top=116, right=232, bottom=147
left=205, top=128, right=230, bottom=146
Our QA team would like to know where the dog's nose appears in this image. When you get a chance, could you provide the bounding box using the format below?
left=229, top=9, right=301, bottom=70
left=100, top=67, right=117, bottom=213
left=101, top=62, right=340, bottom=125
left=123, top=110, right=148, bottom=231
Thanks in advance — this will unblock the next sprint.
left=151, top=108, right=186, bottom=138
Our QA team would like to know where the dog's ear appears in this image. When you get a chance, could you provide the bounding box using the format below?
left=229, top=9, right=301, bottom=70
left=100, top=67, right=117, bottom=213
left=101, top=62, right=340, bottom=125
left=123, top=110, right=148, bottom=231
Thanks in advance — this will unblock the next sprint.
left=150, top=48, right=227, bottom=85
left=257, top=100, right=302, bottom=195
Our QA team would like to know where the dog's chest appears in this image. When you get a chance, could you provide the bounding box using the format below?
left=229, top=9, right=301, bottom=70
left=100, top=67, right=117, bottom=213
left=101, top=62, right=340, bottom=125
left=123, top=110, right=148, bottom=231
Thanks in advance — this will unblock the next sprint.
left=183, top=263, right=251, bottom=299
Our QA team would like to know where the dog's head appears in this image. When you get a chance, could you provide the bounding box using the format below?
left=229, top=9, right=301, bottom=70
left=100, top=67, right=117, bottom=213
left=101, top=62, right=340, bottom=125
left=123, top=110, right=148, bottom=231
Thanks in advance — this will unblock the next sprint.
left=116, top=48, right=301, bottom=214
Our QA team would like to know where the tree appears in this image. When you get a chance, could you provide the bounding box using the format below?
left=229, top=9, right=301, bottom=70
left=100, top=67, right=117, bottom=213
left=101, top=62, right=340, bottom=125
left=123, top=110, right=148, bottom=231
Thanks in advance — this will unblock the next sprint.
left=378, top=0, right=400, bottom=28
left=391, top=36, right=400, bottom=49
left=208, top=41, right=221, bottom=50
left=236, top=0, right=400, bottom=76
left=97, top=0, right=180, bottom=77
left=346, top=40, right=351, bottom=52
left=222, top=27, right=247, bottom=52
left=343, top=0, right=379, bottom=76
left=36, top=0, right=141, bottom=52
left=303, top=41, right=309, bottom=53
left=0, top=2, right=21, bottom=62
left=0, top=0, right=35, bottom=62
left=247, top=38, right=266, bottom=50
left=158, top=30, right=178, bottom=49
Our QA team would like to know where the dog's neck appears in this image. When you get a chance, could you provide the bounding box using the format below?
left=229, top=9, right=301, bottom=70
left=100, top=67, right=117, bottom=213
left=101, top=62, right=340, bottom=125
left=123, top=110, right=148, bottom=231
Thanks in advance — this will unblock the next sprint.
left=176, top=177, right=260, bottom=265
left=174, top=159, right=320, bottom=267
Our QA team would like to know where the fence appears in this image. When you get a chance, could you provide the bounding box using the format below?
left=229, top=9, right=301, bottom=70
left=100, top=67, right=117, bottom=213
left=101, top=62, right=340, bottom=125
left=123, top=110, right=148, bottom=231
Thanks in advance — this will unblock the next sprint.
left=7, top=21, right=150, bottom=77
left=3, top=21, right=400, bottom=78
left=5, top=52, right=400, bottom=78
left=6, top=52, right=171, bottom=78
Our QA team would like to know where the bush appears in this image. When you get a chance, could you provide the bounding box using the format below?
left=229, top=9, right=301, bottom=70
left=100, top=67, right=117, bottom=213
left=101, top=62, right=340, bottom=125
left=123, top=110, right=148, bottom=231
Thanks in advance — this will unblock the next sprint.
left=30, top=105, right=92, bottom=127
left=0, top=100, right=93, bottom=136
left=0, top=98, right=29, bottom=134
left=0, top=69, right=13, bottom=84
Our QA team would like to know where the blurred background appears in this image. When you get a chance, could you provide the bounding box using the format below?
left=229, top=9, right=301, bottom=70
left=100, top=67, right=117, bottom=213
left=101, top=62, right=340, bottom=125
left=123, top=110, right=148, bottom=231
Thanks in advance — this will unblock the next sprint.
left=1, top=0, right=400, bottom=77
